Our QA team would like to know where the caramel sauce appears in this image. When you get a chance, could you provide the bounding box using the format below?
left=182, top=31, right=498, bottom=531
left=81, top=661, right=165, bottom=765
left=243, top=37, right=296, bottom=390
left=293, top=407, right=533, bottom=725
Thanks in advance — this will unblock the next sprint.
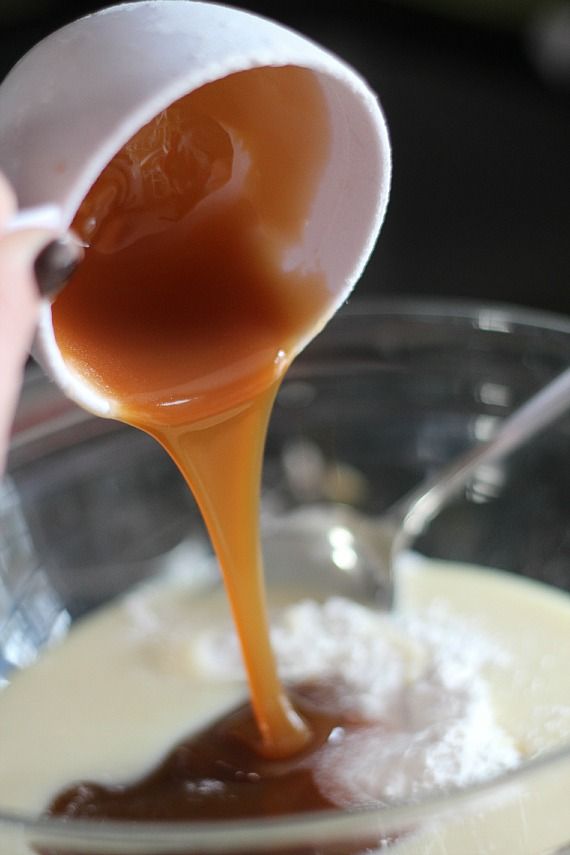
left=48, top=692, right=345, bottom=822
left=46, top=690, right=396, bottom=851
left=52, top=66, right=333, bottom=759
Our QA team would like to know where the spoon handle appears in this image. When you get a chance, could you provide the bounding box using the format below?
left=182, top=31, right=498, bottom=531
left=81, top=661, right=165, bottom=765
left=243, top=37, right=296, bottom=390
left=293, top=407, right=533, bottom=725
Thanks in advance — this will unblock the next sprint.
left=392, top=365, right=570, bottom=544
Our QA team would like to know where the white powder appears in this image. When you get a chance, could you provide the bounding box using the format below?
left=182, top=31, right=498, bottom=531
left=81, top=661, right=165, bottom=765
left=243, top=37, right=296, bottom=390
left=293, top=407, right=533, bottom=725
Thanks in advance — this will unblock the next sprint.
left=195, top=596, right=520, bottom=805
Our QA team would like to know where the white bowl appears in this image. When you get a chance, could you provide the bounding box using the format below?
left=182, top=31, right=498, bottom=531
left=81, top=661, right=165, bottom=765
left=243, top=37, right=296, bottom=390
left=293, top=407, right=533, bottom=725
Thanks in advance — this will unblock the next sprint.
left=0, top=0, right=391, bottom=417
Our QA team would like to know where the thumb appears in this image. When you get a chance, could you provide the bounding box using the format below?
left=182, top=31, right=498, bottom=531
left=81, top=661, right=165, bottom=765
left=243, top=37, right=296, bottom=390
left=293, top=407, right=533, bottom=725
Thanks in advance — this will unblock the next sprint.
left=0, top=229, right=81, bottom=471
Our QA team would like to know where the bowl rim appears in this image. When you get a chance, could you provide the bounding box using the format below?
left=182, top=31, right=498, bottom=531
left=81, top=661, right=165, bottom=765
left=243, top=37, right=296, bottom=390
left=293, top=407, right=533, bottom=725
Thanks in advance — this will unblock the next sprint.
left=341, top=294, right=570, bottom=334
left=3, top=725, right=570, bottom=851
left=10, top=295, right=570, bottom=471
left=3, top=295, right=570, bottom=851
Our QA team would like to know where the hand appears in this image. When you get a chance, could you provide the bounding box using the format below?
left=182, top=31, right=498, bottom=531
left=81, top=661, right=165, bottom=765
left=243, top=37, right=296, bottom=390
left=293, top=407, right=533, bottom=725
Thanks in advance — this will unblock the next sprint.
left=0, top=173, right=81, bottom=472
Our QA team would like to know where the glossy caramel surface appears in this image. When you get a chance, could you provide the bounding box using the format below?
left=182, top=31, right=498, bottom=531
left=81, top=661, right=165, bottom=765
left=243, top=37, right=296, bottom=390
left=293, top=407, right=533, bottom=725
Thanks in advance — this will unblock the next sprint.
left=52, top=67, right=332, bottom=756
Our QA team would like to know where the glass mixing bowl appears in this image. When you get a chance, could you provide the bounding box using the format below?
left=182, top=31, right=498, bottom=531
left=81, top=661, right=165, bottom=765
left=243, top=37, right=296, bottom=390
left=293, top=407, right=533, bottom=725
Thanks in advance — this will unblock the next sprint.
left=1, top=298, right=570, bottom=854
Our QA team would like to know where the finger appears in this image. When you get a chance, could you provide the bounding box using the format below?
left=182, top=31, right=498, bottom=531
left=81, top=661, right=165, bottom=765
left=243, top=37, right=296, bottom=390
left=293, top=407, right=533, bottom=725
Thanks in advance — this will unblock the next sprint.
left=0, top=172, right=17, bottom=230
left=34, top=233, right=83, bottom=300
left=0, top=228, right=57, bottom=472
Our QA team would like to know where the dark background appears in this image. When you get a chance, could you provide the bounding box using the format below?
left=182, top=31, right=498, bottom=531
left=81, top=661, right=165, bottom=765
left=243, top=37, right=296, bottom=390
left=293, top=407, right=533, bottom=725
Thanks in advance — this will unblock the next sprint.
left=1, top=0, right=568, bottom=315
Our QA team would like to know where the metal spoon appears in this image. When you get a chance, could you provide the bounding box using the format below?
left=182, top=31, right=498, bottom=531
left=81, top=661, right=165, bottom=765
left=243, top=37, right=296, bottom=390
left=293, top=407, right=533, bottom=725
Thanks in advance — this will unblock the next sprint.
left=269, top=366, right=570, bottom=608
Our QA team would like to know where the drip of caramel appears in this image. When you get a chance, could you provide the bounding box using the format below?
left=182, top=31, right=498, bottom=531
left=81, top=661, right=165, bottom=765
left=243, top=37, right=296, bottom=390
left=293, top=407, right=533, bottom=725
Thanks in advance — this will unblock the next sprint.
left=48, top=693, right=343, bottom=822
left=52, top=66, right=332, bottom=758
left=47, top=694, right=397, bottom=853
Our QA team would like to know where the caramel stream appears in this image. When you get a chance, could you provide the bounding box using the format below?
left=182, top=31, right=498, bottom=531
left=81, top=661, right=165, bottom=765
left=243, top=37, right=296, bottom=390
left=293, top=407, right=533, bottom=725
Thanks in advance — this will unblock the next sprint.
left=52, top=66, right=332, bottom=758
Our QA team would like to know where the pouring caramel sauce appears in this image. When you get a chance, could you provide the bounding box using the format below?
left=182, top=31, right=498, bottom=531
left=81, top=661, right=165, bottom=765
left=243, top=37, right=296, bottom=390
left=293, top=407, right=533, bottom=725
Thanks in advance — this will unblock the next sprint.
left=50, top=63, right=364, bottom=822
left=48, top=691, right=347, bottom=822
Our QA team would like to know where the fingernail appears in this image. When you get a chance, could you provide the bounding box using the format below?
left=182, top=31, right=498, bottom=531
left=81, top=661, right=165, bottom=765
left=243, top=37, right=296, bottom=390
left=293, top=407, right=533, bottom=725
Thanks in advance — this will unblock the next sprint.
left=34, top=233, right=83, bottom=299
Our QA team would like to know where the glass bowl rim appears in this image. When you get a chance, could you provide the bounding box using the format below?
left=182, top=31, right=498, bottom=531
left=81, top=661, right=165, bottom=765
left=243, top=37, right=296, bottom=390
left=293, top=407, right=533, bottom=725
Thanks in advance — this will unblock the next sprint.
left=2, top=745, right=570, bottom=851
left=10, top=295, right=570, bottom=461
left=3, top=295, right=570, bottom=850
left=343, top=295, right=570, bottom=333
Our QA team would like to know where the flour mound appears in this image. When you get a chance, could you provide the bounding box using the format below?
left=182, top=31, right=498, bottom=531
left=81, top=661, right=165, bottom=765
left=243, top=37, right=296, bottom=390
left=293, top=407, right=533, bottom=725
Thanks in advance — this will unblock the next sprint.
left=196, top=596, right=519, bottom=805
